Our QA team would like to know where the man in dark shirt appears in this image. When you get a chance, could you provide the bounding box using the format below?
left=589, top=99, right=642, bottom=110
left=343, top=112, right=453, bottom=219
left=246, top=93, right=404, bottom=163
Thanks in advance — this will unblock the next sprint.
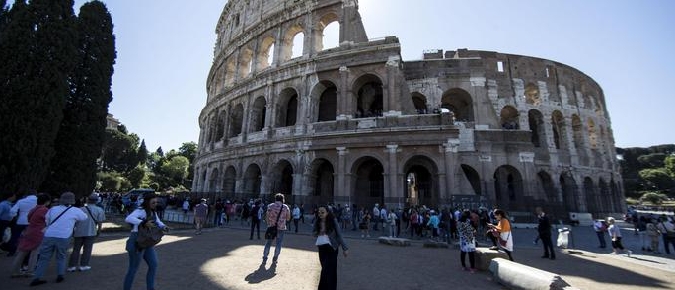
left=536, top=207, right=555, bottom=260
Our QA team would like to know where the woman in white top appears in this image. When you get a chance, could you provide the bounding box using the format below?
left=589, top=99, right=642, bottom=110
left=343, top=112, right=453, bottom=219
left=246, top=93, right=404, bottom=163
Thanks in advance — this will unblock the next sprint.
left=313, top=205, right=349, bottom=290
left=123, top=193, right=168, bottom=290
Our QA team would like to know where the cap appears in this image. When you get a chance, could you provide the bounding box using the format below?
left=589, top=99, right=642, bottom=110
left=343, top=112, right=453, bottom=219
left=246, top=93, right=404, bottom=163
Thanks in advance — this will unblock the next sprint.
left=60, top=192, right=76, bottom=205
left=87, top=193, right=99, bottom=203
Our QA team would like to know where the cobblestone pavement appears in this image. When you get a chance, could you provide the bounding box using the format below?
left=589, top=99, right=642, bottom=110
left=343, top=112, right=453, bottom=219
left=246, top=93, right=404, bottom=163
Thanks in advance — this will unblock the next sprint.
left=1, top=213, right=674, bottom=290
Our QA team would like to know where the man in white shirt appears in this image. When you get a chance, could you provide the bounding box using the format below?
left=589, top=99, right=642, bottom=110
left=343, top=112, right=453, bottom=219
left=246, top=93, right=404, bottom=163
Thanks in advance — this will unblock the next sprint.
left=30, top=192, right=88, bottom=286
left=372, top=204, right=380, bottom=231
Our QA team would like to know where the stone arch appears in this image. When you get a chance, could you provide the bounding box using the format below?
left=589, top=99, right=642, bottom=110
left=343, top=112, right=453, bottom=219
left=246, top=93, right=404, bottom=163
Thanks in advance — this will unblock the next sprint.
left=308, top=158, right=335, bottom=205
left=493, top=165, right=524, bottom=210
left=584, top=177, right=598, bottom=214
left=270, top=159, right=294, bottom=195
left=315, top=13, right=340, bottom=51
left=208, top=168, right=220, bottom=192
left=281, top=24, right=304, bottom=61
left=200, top=168, right=207, bottom=191
left=312, top=80, right=337, bottom=122
left=352, top=74, right=383, bottom=118
left=257, top=36, right=275, bottom=70
left=571, top=114, right=584, bottom=150
left=560, top=172, right=579, bottom=212
left=588, top=118, right=598, bottom=149
left=411, top=92, right=428, bottom=114
left=537, top=171, right=557, bottom=203
left=528, top=109, right=547, bottom=148
left=460, top=164, right=482, bottom=195
left=500, top=106, right=519, bottom=129
left=207, top=114, right=217, bottom=143
left=441, top=88, right=474, bottom=122
left=223, top=166, right=236, bottom=195
left=599, top=177, right=611, bottom=215
left=610, top=178, right=621, bottom=213
left=249, top=96, right=266, bottom=132
left=243, top=163, right=262, bottom=197
left=238, top=46, right=254, bottom=78
left=524, top=83, right=540, bottom=105
left=551, top=110, right=566, bottom=150
left=228, top=103, right=244, bottom=138
left=351, top=156, right=384, bottom=208
left=214, top=110, right=226, bottom=141
left=224, top=58, right=236, bottom=87
left=402, top=155, right=440, bottom=207
left=277, top=88, right=299, bottom=127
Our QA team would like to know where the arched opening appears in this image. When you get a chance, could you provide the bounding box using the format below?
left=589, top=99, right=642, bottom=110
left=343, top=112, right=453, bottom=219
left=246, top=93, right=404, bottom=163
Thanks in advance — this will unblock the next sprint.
left=200, top=169, right=207, bottom=191
left=528, top=109, right=546, bottom=148
left=316, top=14, right=339, bottom=51
left=250, top=96, right=266, bottom=132
left=441, top=88, right=474, bottom=122
left=277, top=88, right=299, bottom=127
left=215, top=111, right=225, bottom=141
left=537, top=171, right=558, bottom=204
left=411, top=92, right=428, bottom=114
left=281, top=25, right=304, bottom=62
left=524, top=83, right=540, bottom=105
left=224, top=58, right=236, bottom=87
left=308, top=159, right=334, bottom=205
left=588, top=118, right=598, bottom=149
left=352, top=157, right=384, bottom=208
left=271, top=160, right=294, bottom=196
left=316, top=81, right=337, bottom=122
left=243, top=164, right=262, bottom=198
left=207, top=115, right=217, bottom=143
left=239, top=46, right=253, bottom=78
left=257, top=36, right=275, bottom=70
left=552, top=110, right=565, bottom=150
left=599, top=178, right=611, bottom=215
left=611, top=179, right=621, bottom=213
left=403, top=156, right=439, bottom=207
left=584, top=177, right=598, bottom=214
left=353, top=74, right=383, bottom=118
left=560, top=172, right=579, bottom=213
left=208, top=168, right=220, bottom=192
left=291, top=32, right=304, bottom=58
left=460, top=164, right=482, bottom=195
left=228, top=104, right=244, bottom=138
left=500, top=106, right=519, bottom=129
left=223, top=166, right=236, bottom=195
left=493, top=165, right=524, bottom=211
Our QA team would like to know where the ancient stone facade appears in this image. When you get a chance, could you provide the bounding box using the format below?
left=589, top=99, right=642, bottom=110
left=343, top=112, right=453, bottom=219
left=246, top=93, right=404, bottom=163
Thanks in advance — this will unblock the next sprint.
left=193, top=0, right=625, bottom=219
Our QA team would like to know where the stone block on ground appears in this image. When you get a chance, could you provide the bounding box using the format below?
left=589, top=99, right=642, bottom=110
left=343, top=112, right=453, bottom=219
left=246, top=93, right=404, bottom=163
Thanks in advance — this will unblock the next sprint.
left=475, top=247, right=508, bottom=271
left=423, top=240, right=450, bottom=248
left=489, top=258, right=574, bottom=290
left=378, top=236, right=411, bottom=247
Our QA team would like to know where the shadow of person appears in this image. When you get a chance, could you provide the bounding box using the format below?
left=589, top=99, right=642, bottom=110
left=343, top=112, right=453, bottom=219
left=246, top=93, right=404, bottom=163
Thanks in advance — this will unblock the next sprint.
left=244, top=261, right=278, bottom=284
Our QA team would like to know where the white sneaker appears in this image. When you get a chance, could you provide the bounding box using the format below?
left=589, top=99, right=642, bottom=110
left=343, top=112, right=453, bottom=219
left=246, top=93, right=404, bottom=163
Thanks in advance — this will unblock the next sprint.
left=79, top=266, right=91, bottom=271
left=67, top=267, right=77, bottom=272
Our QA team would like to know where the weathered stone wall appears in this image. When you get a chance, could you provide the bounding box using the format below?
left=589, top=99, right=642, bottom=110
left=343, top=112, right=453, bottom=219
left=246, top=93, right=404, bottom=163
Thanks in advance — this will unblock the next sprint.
left=193, top=0, right=625, bottom=219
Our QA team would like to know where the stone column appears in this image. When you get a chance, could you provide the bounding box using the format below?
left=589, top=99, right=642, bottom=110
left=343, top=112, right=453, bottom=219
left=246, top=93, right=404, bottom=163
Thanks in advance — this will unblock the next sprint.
left=519, top=152, right=536, bottom=197
left=336, top=147, right=347, bottom=202
left=384, top=56, right=401, bottom=115
left=385, top=144, right=400, bottom=207
left=443, top=140, right=460, bottom=199
left=338, top=66, right=350, bottom=119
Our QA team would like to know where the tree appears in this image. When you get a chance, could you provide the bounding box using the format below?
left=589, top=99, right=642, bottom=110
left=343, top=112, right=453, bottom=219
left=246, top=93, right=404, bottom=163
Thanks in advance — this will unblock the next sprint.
left=638, top=168, right=674, bottom=192
left=0, top=0, right=78, bottom=194
left=640, top=192, right=668, bottom=205
left=127, top=165, right=146, bottom=188
left=160, top=156, right=189, bottom=184
left=137, top=140, right=148, bottom=167
left=637, top=153, right=666, bottom=168
left=665, top=155, right=675, bottom=177
left=101, top=129, right=140, bottom=173
left=42, top=0, right=115, bottom=197
left=179, top=141, right=197, bottom=186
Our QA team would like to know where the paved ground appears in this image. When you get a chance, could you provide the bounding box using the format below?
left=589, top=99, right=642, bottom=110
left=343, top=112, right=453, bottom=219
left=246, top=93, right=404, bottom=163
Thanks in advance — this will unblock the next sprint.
left=1, top=212, right=674, bottom=290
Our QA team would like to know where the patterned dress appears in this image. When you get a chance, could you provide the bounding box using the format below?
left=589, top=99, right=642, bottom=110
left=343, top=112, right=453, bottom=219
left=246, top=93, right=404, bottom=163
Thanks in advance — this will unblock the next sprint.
left=458, top=220, right=476, bottom=252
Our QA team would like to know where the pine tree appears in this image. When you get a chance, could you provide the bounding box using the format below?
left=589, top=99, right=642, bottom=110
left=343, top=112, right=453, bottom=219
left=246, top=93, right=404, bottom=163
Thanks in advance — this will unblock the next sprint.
left=42, top=1, right=115, bottom=197
left=0, top=0, right=38, bottom=194
left=0, top=0, right=78, bottom=194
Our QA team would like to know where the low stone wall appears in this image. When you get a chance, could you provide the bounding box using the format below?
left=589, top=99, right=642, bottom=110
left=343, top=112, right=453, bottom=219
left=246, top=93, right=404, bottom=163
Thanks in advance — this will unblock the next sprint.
left=475, top=248, right=508, bottom=271
left=489, top=258, right=576, bottom=290
left=378, top=236, right=411, bottom=247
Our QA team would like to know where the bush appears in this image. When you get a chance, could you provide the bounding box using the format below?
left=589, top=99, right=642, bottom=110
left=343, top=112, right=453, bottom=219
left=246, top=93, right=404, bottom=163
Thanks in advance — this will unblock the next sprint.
left=639, top=192, right=668, bottom=205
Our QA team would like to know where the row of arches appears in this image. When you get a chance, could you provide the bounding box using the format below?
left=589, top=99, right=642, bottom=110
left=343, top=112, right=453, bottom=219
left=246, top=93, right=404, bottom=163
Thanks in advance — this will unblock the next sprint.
left=196, top=155, right=622, bottom=215
left=212, top=13, right=340, bottom=96
left=522, top=82, right=605, bottom=116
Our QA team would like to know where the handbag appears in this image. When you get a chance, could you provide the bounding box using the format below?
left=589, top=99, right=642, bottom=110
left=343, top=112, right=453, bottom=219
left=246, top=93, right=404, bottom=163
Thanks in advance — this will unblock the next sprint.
left=264, top=205, right=284, bottom=240
left=499, top=232, right=511, bottom=247
left=136, top=212, right=164, bottom=249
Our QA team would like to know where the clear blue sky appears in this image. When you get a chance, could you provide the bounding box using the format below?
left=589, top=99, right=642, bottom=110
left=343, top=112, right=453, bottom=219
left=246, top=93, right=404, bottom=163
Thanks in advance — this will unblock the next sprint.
left=63, top=0, right=674, bottom=151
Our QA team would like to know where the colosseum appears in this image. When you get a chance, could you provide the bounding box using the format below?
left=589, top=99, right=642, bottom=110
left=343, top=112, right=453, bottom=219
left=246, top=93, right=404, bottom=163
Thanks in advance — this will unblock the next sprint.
left=192, top=0, right=625, bottom=221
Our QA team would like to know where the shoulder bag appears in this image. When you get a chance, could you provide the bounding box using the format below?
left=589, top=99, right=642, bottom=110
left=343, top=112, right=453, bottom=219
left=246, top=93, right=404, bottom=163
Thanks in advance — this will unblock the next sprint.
left=264, top=205, right=284, bottom=240
left=136, top=211, right=164, bottom=249
left=42, top=206, right=72, bottom=233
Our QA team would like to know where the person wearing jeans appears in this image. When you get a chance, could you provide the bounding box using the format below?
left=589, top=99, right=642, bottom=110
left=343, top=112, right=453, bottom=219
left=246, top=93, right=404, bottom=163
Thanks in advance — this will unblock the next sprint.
left=123, top=194, right=168, bottom=290
left=262, top=193, right=290, bottom=264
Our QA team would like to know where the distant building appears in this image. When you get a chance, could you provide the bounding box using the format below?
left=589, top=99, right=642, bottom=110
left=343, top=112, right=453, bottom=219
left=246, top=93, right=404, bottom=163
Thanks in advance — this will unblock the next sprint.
left=106, top=113, right=120, bottom=130
left=192, top=0, right=625, bottom=220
